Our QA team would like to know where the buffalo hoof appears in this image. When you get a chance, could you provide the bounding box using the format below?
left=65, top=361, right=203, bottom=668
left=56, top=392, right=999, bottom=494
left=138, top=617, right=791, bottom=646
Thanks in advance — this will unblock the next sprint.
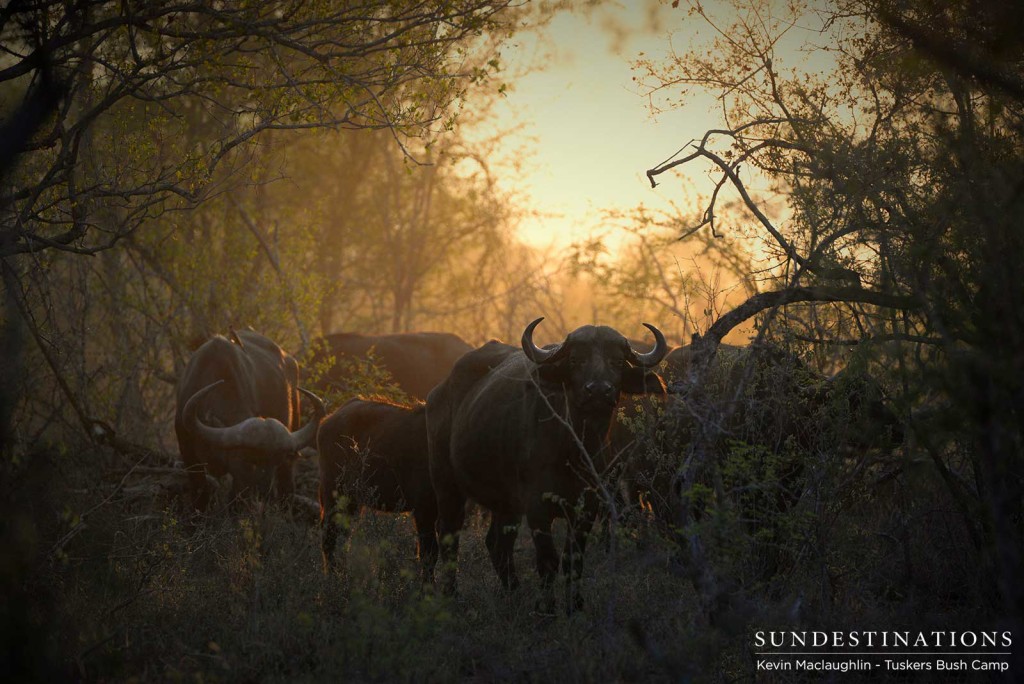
left=532, top=595, right=557, bottom=618
left=566, top=592, right=584, bottom=615
left=441, top=575, right=458, bottom=596
left=321, top=551, right=348, bottom=579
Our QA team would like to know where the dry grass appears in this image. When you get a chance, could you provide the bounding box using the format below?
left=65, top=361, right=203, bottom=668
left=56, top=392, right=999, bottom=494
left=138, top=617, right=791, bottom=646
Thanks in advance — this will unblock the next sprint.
left=2, top=434, right=991, bottom=683
left=42, top=451, right=709, bottom=683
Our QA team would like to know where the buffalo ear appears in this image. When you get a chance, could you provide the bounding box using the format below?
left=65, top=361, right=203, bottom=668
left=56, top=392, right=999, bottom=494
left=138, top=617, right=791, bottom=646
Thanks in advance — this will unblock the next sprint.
left=537, top=361, right=570, bottom=386
left=621, top=367, right=666, bottom=395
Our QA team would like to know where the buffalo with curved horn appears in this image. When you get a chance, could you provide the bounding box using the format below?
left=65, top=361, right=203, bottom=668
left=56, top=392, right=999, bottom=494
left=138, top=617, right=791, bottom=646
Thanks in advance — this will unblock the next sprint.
left=175, top=330, right=325, bottom=509
left=426, top=318, right=668, bottom=612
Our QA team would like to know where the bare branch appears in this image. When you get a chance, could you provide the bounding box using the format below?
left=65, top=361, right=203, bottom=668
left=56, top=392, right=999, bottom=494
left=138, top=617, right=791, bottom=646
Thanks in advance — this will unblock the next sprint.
left=702, top=285, right=921, bottom=348
left=1, top=0, right=515, bottom=258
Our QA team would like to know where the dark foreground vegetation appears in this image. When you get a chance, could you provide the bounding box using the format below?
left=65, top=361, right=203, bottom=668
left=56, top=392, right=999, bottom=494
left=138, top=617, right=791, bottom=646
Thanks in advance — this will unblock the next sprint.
left=0, top=433, right=987, bottom=682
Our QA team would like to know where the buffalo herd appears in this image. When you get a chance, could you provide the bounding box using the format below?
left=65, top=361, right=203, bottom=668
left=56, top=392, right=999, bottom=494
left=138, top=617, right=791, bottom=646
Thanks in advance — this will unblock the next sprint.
left=175, top=321, right=902, bottom=611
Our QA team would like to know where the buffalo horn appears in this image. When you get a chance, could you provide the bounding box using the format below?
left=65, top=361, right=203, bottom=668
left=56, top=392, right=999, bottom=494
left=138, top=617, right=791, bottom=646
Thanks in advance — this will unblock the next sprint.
left=521, top=317, right=566, bottom=365
left=630, top=323, right=670, bottom=368
left=288, top=387, right=326, bottom=451
left=182, top=380, right=313, bottom=454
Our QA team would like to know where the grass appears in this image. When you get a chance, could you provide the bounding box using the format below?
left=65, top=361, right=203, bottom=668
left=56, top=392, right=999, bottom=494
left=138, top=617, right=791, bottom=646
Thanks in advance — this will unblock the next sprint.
left=2, top=439, right=995, bottom=683
left=57, top=506, right=710, bottom=682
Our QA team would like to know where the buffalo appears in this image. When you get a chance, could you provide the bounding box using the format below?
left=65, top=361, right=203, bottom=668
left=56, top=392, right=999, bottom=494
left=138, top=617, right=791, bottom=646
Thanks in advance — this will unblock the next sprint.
left=318, top=398, right=437, bottom=578
left=176, top=330, right=325, bottom=510
left=426, top=318, right=669, bottom=611
left=613, top=343, right=820, bottom=523
left=310, top=331, right=473, bottom=401
left=659, top=341, right=902, bottom=457
left=612, top=340, right=904, bottom=584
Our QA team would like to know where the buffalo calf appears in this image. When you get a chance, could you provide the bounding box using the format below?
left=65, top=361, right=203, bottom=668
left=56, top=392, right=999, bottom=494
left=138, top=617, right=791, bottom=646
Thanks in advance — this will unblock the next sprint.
left=318, top=398, right=437, bottom=579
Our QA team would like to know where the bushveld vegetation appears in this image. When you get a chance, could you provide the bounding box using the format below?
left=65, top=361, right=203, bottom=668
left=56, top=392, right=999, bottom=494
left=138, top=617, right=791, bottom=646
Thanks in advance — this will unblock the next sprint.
left=2, top=0, right=1023, bottom=681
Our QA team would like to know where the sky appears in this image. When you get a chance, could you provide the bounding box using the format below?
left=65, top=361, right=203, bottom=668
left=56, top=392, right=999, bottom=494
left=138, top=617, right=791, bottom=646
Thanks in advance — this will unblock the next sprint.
left=485, top=1, right=702, bottom=252
left=456, top=0, right=844, bottom=343
left=480, top=1, right=838, bottom=254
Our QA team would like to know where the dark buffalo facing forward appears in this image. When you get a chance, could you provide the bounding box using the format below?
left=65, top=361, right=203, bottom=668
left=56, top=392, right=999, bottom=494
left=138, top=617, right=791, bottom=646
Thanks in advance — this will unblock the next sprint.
left=318, top=398, right=437, bottom=579
left=311, top=331, right=473, bottom=401
left=176, top=330, right=325, bottom=510
left=427, top=318, right=669, bottom=612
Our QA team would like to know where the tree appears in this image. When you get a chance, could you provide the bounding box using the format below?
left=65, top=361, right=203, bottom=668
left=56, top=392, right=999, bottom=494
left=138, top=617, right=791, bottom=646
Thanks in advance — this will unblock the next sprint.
left=636, top=0, right=1024, bottom=632
left=0, top=0, right=515, bottom=258
left=303, top=129, right=515, bottom=335
left=567, top=203, right=759, bottom=346
left=0, top=0, right=522, bottom=447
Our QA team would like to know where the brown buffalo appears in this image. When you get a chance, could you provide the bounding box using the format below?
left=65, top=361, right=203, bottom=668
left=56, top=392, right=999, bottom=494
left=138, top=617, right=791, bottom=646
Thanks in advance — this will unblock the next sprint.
left=318, top=398, right=437, bottom=578
left=310, top=331, right=473, bottom=401
left=426, top=318, right=669, bottom=612
left=176, top=330, right=325, bottom=510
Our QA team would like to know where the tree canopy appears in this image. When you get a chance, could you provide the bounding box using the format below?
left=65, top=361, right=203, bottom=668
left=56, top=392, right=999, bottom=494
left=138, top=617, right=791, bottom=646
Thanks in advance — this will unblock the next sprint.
left=0, top=0, right=514, bottom=257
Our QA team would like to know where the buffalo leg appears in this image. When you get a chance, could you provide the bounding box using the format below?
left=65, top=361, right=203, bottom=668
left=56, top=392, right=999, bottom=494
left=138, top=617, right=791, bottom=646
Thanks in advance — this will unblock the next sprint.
left=427, top=401, right=465, bottom=594
left=319, top=452, right=343, bottom=573
left=322, top=498, right=357, bottom=575
left=274, top=460, right=295, bottom=500
left=527, top=507, right=559, bottom=614
left=227, top=471, right=243, bottom=508
left=562, top=501, right=597, bottom=614
left=228, top=460, right=266, bottom=509
left=485, top=511, right=521, bottom=592
left=185, top=464, right=211, bottom=512
left=413, top=499, right=439, bottom=584
left=435, top=490, right=466, bottom=594
left=320, top=472, right=357, bottom=575
left=177, top=430, right=211, bottom=511
left=320, top=492, right=339, bottom=574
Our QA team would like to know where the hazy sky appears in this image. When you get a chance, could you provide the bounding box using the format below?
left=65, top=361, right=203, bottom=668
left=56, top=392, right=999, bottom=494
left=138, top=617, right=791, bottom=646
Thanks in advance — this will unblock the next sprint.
left=484, top=1, right=837, bottom=253
left=486, top=2, right=699, bottom=251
